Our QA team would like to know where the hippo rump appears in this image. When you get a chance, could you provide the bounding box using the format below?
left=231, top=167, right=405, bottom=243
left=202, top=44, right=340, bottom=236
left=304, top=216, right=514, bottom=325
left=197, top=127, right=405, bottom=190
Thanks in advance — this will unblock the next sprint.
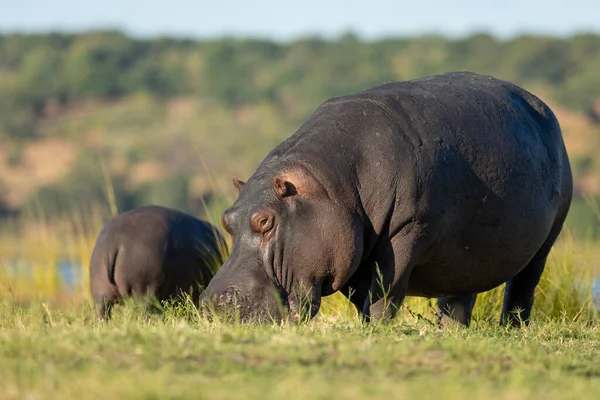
left=89, top=205, right=227, bottom=319
left=200, top=71, right=573, bottom=326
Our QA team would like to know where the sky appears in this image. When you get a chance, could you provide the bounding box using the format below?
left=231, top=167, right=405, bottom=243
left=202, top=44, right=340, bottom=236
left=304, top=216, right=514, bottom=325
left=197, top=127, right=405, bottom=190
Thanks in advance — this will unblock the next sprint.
left=1, top=0, right=599, bottom=40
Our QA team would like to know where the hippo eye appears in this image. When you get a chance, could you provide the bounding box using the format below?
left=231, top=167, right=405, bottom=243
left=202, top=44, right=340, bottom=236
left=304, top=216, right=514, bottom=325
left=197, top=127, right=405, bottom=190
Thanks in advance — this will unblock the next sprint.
left=251, top=212, right=274, bottom=234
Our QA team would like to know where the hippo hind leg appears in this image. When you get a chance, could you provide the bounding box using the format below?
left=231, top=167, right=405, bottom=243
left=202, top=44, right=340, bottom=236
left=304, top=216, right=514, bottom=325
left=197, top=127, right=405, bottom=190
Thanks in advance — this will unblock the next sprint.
left=93, top=293, right=118, bottom=321
left=500, top=255, right=546, bottom=327
left=437, top=294, right=477, bottom=327
left=437, top=253, right=548, bottom=328
left=501, top=200, right=570, bottom=327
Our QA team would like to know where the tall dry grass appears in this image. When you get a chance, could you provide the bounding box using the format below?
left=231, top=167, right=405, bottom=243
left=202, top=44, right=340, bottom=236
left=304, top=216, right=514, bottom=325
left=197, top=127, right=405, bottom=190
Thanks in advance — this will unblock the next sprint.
left=1, top=176, right=598, bottom=324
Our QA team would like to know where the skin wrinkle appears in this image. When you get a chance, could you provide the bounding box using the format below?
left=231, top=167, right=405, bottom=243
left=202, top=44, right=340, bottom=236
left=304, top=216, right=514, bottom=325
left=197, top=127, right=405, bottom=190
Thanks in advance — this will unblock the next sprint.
left=260, top=217, right=291, bottom=311
left=264, top=239, right=276, bottom=287
left=288, top=274, right=296, bottom=313
left=273, top=232, right=286, bottom=295
left=281, top=240, right=290, bottom=295
left=270, top=236, right=279, bottom=285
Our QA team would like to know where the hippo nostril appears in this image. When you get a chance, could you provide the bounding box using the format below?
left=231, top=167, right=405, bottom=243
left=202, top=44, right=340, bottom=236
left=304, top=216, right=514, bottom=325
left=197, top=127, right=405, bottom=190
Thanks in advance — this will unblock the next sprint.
left=216, top=286, right=237, bottom=305
left=217, top=292, right=231, bottom=305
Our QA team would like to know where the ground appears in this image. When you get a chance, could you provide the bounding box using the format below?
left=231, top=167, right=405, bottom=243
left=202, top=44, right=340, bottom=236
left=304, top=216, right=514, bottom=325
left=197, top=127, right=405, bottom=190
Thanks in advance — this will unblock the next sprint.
left=1, top=299, right=599, bottom=400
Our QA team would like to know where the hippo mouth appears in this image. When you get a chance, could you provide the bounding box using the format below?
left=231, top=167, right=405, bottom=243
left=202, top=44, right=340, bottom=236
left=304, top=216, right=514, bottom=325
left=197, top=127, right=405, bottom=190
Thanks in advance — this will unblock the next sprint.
left=198, top=285, right=286, bottom=323
left=199, top=282, right=321, bottom=323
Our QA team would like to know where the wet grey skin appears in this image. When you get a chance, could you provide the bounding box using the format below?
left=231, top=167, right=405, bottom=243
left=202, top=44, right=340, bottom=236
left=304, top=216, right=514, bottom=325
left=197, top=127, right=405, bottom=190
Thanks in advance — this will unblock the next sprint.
left=89, top=205, right=227, bottom=320
left=200, top=71, right=573, bottom=327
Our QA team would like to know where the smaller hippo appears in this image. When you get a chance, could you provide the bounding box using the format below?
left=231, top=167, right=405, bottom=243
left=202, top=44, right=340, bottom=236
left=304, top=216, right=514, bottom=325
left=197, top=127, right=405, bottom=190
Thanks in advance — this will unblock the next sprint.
left=89, top=205, right=227, bottom=319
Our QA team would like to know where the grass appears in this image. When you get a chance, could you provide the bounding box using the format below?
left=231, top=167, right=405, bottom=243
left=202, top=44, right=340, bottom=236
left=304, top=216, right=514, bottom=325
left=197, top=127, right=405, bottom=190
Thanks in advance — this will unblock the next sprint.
left=1, top=198, right=599, bottom=399
left=0, top=300, right=599, bottom=400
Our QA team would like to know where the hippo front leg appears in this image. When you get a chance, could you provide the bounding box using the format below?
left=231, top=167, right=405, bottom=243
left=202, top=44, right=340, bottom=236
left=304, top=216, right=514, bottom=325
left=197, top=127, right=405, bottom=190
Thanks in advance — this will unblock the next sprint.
left=339, top=259, right=375, bottom=320
left=363, top=233, right=426, bottom=323
left=437, top=294, right=478, bottom=327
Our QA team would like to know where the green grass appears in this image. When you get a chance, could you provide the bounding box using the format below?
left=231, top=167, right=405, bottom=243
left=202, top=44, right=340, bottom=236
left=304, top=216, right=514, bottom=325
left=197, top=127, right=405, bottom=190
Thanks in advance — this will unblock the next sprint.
left=0, top=299, right=599, bottom=400
left=0, top=227, right=598, bottom=400
left=1, top=198, right=599, bottom=399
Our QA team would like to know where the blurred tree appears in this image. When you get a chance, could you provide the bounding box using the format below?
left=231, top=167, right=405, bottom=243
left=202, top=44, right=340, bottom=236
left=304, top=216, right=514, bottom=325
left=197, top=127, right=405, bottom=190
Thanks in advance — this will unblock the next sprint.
left=63, top=31, right=138, bottom=98
left=1, top=31, right=600, bottom=222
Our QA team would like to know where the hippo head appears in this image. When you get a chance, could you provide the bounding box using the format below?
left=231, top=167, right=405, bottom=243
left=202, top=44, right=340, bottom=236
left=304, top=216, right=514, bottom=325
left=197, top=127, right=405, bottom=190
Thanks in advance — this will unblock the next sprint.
left=199, top=165, right=363, bottom=323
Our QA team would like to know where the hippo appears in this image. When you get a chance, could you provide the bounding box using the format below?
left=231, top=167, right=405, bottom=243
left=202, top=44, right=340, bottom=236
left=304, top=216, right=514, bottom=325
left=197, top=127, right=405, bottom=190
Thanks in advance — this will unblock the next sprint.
left=200, top=71, right=573, bottom=327
left=89, top=205, right=227, bottom=319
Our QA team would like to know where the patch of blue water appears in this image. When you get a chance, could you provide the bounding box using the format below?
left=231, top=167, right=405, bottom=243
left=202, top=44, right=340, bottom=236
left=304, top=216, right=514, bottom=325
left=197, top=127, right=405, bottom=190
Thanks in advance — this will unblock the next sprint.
left=56, top=260, right=83, bottom=291
left=1, top=259, right=83, bottom=292
left=594, top=277, right=600, bottom=306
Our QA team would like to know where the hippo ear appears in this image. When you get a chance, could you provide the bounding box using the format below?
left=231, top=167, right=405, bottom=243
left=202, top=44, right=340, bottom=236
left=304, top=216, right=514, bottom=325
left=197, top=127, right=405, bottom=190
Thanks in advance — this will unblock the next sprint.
left=274, top=169, right=326, bottom=199
left=232, top=178, right=245, bottom=193
left=274, top=177, right=298, bottom=198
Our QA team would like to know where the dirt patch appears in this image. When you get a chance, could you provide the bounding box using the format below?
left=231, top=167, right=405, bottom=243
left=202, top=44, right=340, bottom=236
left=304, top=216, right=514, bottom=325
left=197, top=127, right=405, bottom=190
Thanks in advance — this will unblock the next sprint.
left=128, top=161, right=168, bottom=186
left=166, top=98, right=197, bottom=119
left=0, top=138, right=76, bottom=207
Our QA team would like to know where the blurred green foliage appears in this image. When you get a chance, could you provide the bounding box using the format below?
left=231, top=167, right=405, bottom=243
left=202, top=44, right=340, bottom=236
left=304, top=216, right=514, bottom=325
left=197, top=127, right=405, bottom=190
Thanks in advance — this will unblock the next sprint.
left=2, top=31, right=600, bottom=140
left=1, top=31, right=600, bottom=232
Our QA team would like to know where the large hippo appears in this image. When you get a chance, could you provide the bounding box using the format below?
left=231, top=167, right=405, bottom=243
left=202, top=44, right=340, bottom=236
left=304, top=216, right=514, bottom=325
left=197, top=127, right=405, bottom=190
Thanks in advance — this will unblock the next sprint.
left=90, top=205, right=227, bottom=319
left=200, top=71, right=573, bottom=326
